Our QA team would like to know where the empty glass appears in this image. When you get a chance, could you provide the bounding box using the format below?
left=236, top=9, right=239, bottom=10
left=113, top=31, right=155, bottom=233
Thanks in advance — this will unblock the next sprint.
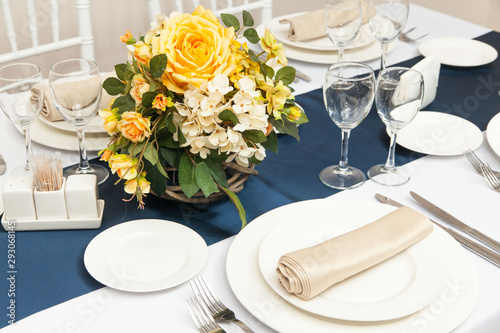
left=321, top=62, right=375, bottom=189
left=325, top=0, right=362, bottom=62
left=368, top=67, right=424, bottom=186
left=49, top=58, right=109, bottom=184
left=0, top=63, right=44, bottom=175
left=368, top=0, right=409, bottom=70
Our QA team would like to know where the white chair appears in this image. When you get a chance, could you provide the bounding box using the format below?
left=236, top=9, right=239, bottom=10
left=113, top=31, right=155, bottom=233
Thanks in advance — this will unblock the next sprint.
left=0, top=0, right=95, bottom=64
left=146, top=0, right=273, bottom=24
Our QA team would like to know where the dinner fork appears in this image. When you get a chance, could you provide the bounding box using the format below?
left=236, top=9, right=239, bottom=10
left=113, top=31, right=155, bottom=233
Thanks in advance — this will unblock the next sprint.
left=480, top=163, right=500, bottom=192
left=187, top=296, right=227, bottom=333
left=463, top=149, right=500, bottom=178
left=398, top=31, right=428, bottom=42
left=190, top=275, right=255, bottom=333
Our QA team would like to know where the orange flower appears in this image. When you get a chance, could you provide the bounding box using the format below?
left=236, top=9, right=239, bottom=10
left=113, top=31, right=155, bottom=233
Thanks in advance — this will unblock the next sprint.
left=98, top=108, right=119, bottom=135
left=129, top=75, right=150, bottom=106
left=109, top=154, right=138, bottom=180
left=124, top=172, right=151, bottom=195
left=120, top=30, right=134, bottom=43
left=152, top=94, right=174, bottom=111
left=117, top=112, right=151, bottom=143
left=133, top=41, right=152, bottom=65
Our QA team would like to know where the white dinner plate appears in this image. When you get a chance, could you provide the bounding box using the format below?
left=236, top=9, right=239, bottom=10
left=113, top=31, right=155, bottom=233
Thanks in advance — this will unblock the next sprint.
left=258, top=211, right=446, bottom=321
left=419, top=38, right=498, bottom=67
left=226, top=198, right=479, bottom=333
left=393, top=111, right=483, bottom=156
left=25, top=116, right=109, bottom=151
left=267, top=14, right=374, bottom=51
left=84, top=219, right=208, bottom=292
left=39, top=115, right=106, bottom=134
left=486, top=112, right=500, bottom=158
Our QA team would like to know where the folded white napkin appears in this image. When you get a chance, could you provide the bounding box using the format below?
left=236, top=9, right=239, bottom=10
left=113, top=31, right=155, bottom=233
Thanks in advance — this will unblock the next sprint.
left=412, top=56, right=441, bottom=109
left=276, top=206, right=433, bottom=300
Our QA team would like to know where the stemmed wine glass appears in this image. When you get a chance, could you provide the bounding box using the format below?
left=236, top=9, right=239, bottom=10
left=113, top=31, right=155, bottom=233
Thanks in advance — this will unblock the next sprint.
left=368, top=0, right=409, bottom=70
left=49, top=58, right=109, bottom=184
left=0, top=63, right=44, bottom=176
left=320, top=62, right=375, bottom=189
left=368, top=67, right=424, bottom=186
left=324, top=0, right=362, bottom=62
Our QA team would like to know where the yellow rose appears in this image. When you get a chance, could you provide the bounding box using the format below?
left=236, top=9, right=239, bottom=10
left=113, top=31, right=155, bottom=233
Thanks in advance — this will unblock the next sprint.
left=109, top=154, right=138, bottom=180
left=150, top=5, right=237, bottom=93
left=133, top=41, right=152, bottom=65
left=117, top=111, right=151, bottom=143
left=124, top=172, right=151, bottom=194
left=152, top=94, right=174, bottom=112
left=129, top=75, right=150, bottom=106
left=99, top=108, right=119, bottom=135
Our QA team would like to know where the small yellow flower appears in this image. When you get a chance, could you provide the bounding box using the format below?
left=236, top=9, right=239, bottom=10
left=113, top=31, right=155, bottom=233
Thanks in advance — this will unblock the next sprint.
left=285, top=106, right=302, bottom=122
left=124, top=172, right=151, bottom=195
left=109, top=154, right=138, bottom=180
left=117, top=111, right=151, bottom=143
left=120, top=30, right=134, bottom=44
left=260, top=28, right=287, bottom=66
left=133, top=41, right=152, bottom=66
left=152, top=94, right=174, bottom=112
left=129, top=75, right=150, bottom=106
left=99, top=108, right=119, bottom=135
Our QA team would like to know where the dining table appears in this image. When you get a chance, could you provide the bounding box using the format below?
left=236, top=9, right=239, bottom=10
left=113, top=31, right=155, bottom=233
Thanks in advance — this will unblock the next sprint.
left=1, top=3, right=500, bottom=332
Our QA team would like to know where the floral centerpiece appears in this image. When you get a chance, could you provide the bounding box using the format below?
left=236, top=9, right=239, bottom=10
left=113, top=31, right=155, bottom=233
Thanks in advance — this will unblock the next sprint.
left=99, top=6, right=307, bottom=228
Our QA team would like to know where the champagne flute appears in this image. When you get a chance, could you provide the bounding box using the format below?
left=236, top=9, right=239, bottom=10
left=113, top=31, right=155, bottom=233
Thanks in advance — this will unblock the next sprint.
left=368, top=0, right=409, bottom=70
left=0, top=63, right=44, bottom=176
left=49, top=58, right=109, bottom=184
left=368, top=67, right=423, bottom=186
left=320, top=62, right=375, bottom=189
left=324, top=0, right=362, bottom=62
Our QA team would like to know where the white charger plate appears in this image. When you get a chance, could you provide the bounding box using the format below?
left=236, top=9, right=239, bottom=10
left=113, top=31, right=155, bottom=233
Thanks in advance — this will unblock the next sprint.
left=267, top=14, right=374, bottom=51
left=394, top=111, right=483, bottom=156
left=419, top=38, right=498, bottom=67
left=226, top=198, right=479, bottom=333
left=258, top=210, right=446, bottom=321
left=486, top=112, right=500, bottom=158
left=39, top=115, right=106, bottom=134
left=84, top=219, right=208, bottom=292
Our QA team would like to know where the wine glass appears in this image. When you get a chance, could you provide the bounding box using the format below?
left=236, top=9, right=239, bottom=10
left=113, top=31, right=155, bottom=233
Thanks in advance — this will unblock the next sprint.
left=0, top=63, right=44, bottom=176
left=324, top=0, right=362, bottom=62
left=49, top=58, right=109, bottom=184
left=368, top=0, right=409, bottom=70
left=368, top=67, right=424, bottom=186
left=320, top=62, right=375, bottom=189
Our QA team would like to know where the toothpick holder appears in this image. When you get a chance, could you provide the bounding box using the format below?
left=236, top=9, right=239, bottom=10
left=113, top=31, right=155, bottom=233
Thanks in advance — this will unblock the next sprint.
left=33, top=177, right=68, bottom=220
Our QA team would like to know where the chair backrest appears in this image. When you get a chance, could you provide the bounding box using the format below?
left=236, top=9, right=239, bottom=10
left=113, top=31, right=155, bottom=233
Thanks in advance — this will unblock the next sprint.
left=0, top=0, right=95, bottom=64
left=146, top=0, right=273, bottom=24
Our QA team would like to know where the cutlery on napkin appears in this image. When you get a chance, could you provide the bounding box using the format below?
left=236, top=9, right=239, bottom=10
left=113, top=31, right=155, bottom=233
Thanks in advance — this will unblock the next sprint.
left=279, top=0, right=374, bottom=42
left=276, top=206, right=433, bottom=300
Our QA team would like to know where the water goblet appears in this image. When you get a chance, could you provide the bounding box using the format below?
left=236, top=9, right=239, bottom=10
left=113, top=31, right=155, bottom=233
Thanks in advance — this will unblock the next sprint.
left=368, top=0, right=409, bottom=70
left=367, top=67, right=424, bottom=186
left=49, top=58, right=109, bottom=184
left=320, top=62, right=375, bottom=189
left=0, top=63, right=44, bottom=176
left=324, top=0, right=363, bottom=62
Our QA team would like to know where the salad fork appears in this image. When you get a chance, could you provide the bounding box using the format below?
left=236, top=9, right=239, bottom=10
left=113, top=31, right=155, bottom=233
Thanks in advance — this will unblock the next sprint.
left=398, top=27, right=427, bottom=42
left=187, top=296, right=226, bottom=333
left=463, top=149, right=500, bottom=178
left=480, top=164, right=500, bottom=192
left=190, top=275, right=255, bottom=333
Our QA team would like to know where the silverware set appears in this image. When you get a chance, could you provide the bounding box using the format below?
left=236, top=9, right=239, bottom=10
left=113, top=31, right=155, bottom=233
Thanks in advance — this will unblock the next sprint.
left=464, top=149, right=500, bottom=192
left=187, top=275, right=254, bottom=333
left=398, top=27, right=428, bottom=42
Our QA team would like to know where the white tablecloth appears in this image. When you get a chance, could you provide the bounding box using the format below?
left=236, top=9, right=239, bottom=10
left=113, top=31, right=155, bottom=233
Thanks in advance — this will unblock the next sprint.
left=2, top=4, right=500, bottom=333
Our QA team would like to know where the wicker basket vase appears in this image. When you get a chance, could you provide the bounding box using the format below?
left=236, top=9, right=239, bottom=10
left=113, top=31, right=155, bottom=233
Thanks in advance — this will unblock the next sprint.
left=155, top=162, right=258, bottom=204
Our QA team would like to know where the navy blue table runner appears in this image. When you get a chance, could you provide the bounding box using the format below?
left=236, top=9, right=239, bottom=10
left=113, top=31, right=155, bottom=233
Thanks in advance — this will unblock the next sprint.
left=1, top=31, right=500, bottom=327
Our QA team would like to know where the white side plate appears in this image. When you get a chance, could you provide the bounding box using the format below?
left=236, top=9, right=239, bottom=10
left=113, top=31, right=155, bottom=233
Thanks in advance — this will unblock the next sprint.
left=486, top=112, right=500, bottom=158
left=419, top=38, right=498, bottom=67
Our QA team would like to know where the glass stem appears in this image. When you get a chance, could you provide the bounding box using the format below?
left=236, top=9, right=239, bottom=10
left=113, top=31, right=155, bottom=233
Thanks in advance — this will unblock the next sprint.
left=338, top=129, right=351, bottom=172
left=384, top=129, right=399, bottom=170
left=380, top=41, right=389, bottom=70
left=338, top=46, right=344, bottom=63
left=23, top=128, right=32, bottom=171
left=76, top=127, right=91, bottom=172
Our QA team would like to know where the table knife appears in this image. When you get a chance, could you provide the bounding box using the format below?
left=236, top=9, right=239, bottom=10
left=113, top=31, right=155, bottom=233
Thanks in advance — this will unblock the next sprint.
left=409, top=191, right=500, bottom=253
left=0, top=153, right=6, bottom=175
left=375, top=193, right=500, bottom=268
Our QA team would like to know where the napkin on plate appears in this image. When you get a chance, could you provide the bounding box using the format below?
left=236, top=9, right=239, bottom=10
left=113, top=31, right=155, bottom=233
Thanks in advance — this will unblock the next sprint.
left=412, top=56, right=440, bottom=109
left=41, top=73, right=113, bottom=122
left=276, top=206, right=433, bottom=301
left=279, top=0, right=373, bottom=42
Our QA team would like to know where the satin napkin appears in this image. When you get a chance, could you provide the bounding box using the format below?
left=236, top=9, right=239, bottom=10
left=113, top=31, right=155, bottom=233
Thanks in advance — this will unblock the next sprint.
left=276, top=206, right=433, bottom=301
left=279, top=0, right=373, bottom=42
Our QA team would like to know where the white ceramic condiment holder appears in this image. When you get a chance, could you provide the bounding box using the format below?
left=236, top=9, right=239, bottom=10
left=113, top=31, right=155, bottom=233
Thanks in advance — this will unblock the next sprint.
left=1, top=176, right=37, bottom=221
left=65, top=174, right=99, bottom=219
left=34, top=177, right=68, bottom=220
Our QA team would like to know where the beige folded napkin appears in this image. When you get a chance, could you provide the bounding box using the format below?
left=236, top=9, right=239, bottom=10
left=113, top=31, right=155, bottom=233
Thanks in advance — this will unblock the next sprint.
left=276, top=206, right=433, bottom=300
left=41, top=73, right=113, bottom=122
left=280, top=1, right=373, bottom=42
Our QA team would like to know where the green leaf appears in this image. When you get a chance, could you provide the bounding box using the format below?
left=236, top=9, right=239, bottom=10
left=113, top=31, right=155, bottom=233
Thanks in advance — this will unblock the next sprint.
left=247, top=50, right=260, bottom=63
left=112, top=95, right=135, bottom=113
left=269, top=117, right=300, bottom=141
left=218, top=109, right=239, bottom=125
left=144, top=143, right=159, bottom=166
left=205, top=158, right=228, bottom=188
left=177, top=127, right=187, bottom=145
left=242, top=10, right=254, bottom=26
left=261, top=130, right=278, bottom=153
left=103, top=77, right=126, bottom=96
left=128, top=141, right=146, bottom=155
left=221, top=13, right=240, bottom=31
left=158, top=135, right=180, bottom=149
left=155, top=159, right=169, bottom=179
left=143, top=159, right=168, bottom=197
left=248, top=155, right=263, bottom=165
left=160, top=147, right=182, bottom=168
left=243, top=129, right=267, bottom=143
left=141, top=91, right=157, bottom=108
left=243, top=28, right=260, bottom=44
left=178, top=153, right=200, bottom=198
left=114, top=63, right=134, bottom=81
left=166, top=112, right=177, bottom=133
left=149, top=54, right=168, bottom=78
left=220, top=187, right=247, bottom=228
left=195, top=162, right=219, bottom=197
left=260, top=62, right=274, bottom=79
left=275, top=66, right=296, bottom=86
